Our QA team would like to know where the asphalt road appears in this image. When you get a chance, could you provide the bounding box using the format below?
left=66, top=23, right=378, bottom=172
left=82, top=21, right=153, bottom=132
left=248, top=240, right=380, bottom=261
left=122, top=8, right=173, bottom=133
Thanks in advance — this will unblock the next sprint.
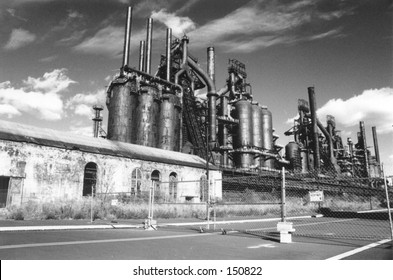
left=0, top=226, right=391, bottom=260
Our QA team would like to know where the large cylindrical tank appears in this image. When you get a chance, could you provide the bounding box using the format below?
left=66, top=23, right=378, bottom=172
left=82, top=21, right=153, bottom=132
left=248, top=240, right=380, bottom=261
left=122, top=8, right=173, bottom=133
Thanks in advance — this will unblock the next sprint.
left=251, top=102, right=263, bottom=167
left=106, top=80, right=136, bottom=143
left=134, top=85, right=160, bottom=147
left=158, top=92, right=181, bottom=151
left=285, top=142, right=301, bottom=172
left=233, top=100, right=253, bottom=168
left=261, top=106, right=274, bottom=169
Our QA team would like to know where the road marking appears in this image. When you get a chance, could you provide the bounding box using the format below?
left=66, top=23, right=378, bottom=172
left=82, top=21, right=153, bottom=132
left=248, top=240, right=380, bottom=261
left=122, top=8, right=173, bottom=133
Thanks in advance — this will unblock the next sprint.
left=248, top=244, right=275, bottom=249
left=0, top=232, right=217, bottom=250
left=325, top=239, right=392, bottom=260
left=247, top=218, right=355, bottom=232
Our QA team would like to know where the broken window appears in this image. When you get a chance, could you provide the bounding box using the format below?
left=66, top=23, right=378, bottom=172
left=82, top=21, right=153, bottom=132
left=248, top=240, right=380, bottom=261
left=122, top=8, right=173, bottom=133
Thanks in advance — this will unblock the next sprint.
left=169, top=172, right=177, bottom=199
left=0, top=176, right=10, bottom=208
left=151, top=170, right=160, bottom=192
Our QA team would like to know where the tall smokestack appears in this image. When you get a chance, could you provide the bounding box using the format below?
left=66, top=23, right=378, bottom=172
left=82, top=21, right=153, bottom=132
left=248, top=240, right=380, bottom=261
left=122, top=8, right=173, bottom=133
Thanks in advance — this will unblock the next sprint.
left=166, top=28, right=172, bottom=81
left=372, top=126, right=380, bottom=164
left=308, top=86, right=320, bottom=172
left=359, top=121, right=369, bottom=177
left=122, top=6, right=133, bottom=71
left=139, top=41, right=145, bottom=71
left=145, top=18, right=153, bottom=74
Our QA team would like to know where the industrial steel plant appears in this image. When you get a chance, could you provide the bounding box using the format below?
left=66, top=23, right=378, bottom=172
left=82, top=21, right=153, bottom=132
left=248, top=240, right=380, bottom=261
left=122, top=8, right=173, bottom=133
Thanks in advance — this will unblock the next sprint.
left=0, top=6, right=384, bottom=208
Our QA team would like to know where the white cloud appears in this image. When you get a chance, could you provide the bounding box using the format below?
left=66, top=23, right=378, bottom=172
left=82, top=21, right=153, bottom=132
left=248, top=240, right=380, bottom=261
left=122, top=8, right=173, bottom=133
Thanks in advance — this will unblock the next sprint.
left=66, top=89, right=106, bottom=118
left=0, top=69, right=75, bottom=120
left=316, top=87, right=393, bottom=134
left=4, top=28, right=36, bottom=50
left=151, top=9, right=196, bottom=36
left=0, top=103, right=21, bottom=118
left=73, top=25, right=145, bottom=57
left=187, top=0, right=351, bottom=52
left=286, top=87, right=393, bottom=135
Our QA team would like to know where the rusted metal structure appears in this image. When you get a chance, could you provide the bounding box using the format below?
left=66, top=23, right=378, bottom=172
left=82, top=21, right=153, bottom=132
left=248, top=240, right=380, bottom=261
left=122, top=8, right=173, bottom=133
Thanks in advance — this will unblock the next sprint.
left=105, top=6, right=381, bottom=179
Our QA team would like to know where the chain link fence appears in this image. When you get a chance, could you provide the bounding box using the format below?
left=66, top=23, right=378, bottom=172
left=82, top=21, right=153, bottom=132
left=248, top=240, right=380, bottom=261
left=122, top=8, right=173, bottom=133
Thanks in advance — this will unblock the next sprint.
left=57, top=166, right=393, bottom=241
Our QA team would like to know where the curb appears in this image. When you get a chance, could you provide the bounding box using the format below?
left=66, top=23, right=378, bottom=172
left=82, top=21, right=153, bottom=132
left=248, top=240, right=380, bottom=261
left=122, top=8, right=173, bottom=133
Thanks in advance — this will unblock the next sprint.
left=0, top=224, right=141, bottom=232
left=0, top=214, right=323, bottom=232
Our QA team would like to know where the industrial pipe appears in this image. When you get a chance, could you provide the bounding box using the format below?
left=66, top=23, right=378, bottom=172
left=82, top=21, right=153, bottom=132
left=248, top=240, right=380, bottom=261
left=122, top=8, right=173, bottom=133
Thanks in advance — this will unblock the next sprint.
left=207, top=47, right=215, bottom=84
left=121, top=6, right=133, bottom=71
left=166, top=28, right=172, bottom=81
left=138, top=41, right=145, bottom=71
left=372, top=126, right=380, bottom=164
left=308, top=87, right=320, bottom=172
left=317, top=119, right=340, bottom=173
left=145, top=18, right=153, bottom=74
left=187, top=55, right=218, bottom=147
left=360, top=121, right=370, bottom=177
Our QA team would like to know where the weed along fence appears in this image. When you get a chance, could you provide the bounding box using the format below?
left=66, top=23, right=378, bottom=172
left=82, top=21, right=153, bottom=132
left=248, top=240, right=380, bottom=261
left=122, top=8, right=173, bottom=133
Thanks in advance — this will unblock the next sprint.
left=5, top=167, right=392, bottom=243
left=142, top=167, right=393, bottom=241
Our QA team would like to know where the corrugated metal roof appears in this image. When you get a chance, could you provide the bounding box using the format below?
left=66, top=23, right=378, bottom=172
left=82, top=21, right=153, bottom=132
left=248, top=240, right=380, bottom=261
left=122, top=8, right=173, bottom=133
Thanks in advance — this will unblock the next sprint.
left=0, top=120, right=215, bottom=170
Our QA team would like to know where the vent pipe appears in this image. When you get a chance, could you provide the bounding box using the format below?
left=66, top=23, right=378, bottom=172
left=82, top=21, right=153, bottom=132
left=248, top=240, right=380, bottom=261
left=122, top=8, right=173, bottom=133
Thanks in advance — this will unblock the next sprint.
left=308, top=86, right=320, bottom=172
left=372, top=126, right=380, bottom=164
left=121, top=6, right=133, bottom=73
left=145, top=18, right=153, bottom=74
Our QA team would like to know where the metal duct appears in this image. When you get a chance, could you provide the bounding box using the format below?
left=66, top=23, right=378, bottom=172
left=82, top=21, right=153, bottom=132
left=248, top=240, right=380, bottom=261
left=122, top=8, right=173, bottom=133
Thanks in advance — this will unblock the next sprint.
left=308, top=87, right=320, bottom=172
left=233, top=100, right=253, bottom=168
left=145, top=18, right=153, bottom=74
left=121, top=6, right=133, bottom=71
left=186, top=56, right=217, bottom=147
left=166, top=28, right=172, bottom=81
left=372, top=126, right=380, bottom=164
left=359, top=121, right=369, bottom=177
left=317, top=119, right=340, bottom=173
left=139, top=41, right=145, bottom=71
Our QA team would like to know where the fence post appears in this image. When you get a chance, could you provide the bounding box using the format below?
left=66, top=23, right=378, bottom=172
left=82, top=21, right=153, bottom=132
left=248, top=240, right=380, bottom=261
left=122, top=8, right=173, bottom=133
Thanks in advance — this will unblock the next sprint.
left=383, top=171, right=393, bottom=240
left=281, top=166, right=286, bottom=222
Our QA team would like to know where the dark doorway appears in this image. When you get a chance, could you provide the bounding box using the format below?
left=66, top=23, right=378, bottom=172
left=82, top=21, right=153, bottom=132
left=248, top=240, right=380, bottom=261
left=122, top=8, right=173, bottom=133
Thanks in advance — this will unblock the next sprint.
left=0, top=176, right=10, bottom=208
left=83, top=163, right=97, bottom=196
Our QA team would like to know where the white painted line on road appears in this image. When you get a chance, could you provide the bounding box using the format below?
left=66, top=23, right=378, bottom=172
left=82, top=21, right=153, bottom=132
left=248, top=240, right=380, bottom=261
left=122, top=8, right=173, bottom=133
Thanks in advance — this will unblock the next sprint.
left=0, top=224, right=140, bottom=232
left=0, top=232, right=217, bottom=250
left=325, top=239, right=392, bottom=260
left=248, top=244, right=276, bottom=249
left=247, top=218, right=355, bottom=232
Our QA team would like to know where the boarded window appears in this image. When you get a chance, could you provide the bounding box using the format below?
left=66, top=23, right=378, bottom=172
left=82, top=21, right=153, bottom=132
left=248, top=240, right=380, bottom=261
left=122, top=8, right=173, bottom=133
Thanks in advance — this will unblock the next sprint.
left=169, top=172, right=177, bottom=199
left=0, top=176, right=10, bottom=208
left=151, top=170, right=160, bottom=191
left=83, top=162, right=97, bottom=196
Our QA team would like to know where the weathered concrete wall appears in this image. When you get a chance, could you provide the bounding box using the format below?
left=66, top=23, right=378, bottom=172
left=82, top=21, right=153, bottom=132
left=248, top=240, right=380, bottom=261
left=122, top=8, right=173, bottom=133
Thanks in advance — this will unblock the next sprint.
left=0, top=139, right=222, bottom=206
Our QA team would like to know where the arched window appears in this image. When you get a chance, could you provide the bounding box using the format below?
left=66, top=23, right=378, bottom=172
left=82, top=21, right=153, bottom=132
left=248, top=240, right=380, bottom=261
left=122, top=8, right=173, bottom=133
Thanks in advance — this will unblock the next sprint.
left=200, top=174, right=208, bottom=202
left=83, top=162, right=97, bottom=196
left=169, top=172, right=177, bottom=199
left=131, top=168, right=142, bottom=197
left=151, top=170, right=161, bottom=191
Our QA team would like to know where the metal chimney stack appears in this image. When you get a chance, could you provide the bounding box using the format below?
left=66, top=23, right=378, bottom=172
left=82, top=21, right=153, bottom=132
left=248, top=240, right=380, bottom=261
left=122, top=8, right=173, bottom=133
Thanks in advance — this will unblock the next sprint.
left=92, top=105, right=103, bottom=138
left=372, top=126, right=380, bottom=164
left=166, top=28, right=172, bottom=81
left=359, top=121, right=369, bottom=177
left=308, top=86, right=320, bottom=172
left=121, top=6, right=133, bottom=73
left=145, top=18, right=153, bottom=74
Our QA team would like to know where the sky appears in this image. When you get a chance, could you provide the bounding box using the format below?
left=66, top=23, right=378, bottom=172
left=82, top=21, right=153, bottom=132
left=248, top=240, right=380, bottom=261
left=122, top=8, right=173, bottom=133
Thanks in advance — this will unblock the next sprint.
left=0, top=0, right=392, bottom=174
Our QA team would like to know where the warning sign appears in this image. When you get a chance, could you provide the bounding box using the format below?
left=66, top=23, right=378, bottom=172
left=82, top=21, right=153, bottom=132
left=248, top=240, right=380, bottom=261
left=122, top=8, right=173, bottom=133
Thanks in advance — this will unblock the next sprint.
left=309, top=191, right=324, bottom=202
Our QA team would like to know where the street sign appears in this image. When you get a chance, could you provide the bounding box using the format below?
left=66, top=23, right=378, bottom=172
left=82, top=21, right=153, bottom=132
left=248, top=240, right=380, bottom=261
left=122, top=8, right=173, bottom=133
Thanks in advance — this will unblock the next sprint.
left=309, top=190, right=324, bottom=202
